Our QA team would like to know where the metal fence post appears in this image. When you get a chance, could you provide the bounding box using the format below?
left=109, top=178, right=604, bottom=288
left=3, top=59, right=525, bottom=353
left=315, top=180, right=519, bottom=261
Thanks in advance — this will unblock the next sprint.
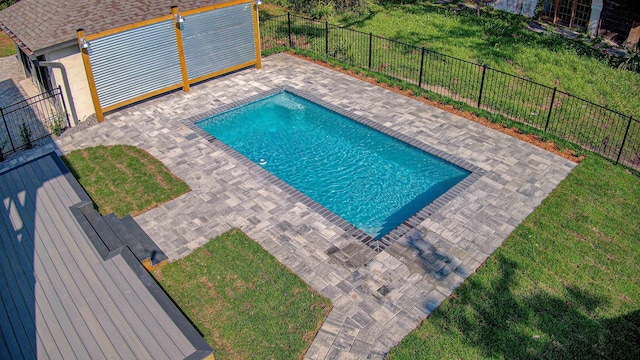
left=287, top=12, right=292, bottom=47
left=0, top=107, right=15, bottom=152
left=325, top=21, right=329, bottom=56
left=418, top=47, right=425, bottom=89
left=544, top=87, right=557, bottom=135
left=368, top=32, right=373, bottom=69
left=616, top=115, right=634, bottom=165
left=477, top=64, right=487, bottom=108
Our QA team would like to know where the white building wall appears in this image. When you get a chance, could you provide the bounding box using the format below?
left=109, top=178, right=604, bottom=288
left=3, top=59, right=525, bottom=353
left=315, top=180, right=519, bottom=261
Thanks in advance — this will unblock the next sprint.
left=489, top=0, right=538, bottom=18
left=46, top=45, right=95, bottom=123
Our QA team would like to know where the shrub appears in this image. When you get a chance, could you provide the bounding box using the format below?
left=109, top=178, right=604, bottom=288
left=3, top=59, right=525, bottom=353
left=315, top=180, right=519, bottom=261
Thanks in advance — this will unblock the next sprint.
left=0, top=0, right=18, bottom=11
left=329, top=37, right=355, bottom=62
left=309, top=1, right=334, bottom=20
left=0, top=139, right=7, bottom=162
left=284, top=0, right=365, bottom=15
left=617, top=50, right=640, bottom=73
left=49, top=111, right=67, bottom=137
left=19, top=122, right=32, bottom=150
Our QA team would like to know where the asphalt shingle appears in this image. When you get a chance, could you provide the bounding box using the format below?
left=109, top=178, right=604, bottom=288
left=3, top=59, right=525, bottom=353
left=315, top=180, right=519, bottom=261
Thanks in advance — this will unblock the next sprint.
left=0, top=0, right=229, bottom=55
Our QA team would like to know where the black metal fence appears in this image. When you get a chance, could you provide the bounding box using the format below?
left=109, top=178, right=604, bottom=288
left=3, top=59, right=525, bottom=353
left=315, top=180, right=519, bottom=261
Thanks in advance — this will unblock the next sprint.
left=260, top=13, right=640, bottom=170
left=0, top=86, right=69, bottom=159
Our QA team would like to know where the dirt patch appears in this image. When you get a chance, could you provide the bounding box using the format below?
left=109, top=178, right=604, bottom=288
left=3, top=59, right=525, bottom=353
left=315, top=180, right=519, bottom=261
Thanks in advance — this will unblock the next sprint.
left=288, top=52, right=584, bottom=163
left=208, top=326, right=238, bottom=360
left=619, top=293, right=633, bottom=303
left=199, top=276, right=223, bottom=300
left=152, top=268, right=165, bottom=282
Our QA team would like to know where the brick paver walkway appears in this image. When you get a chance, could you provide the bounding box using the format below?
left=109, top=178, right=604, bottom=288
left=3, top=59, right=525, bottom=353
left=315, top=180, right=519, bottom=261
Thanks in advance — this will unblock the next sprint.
left=13, top=54, right=575, bottom=359
left=0, top=56, right=29, bottom=107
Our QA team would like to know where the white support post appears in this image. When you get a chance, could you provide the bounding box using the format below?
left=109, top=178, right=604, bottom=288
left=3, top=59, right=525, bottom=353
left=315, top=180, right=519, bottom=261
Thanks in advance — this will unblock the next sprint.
left=588, top=0, right=603, bottom=37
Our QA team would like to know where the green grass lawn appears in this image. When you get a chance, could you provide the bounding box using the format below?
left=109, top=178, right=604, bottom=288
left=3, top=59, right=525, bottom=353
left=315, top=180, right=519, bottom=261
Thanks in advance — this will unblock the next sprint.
left=340, top=2, right=640, bottom=118
left=388, top=155, right=640, bottom=359
left=153, top=229, right=332, bottom=360
left=0, top=30, right=16, bottom=57
left=62, top=145, right=190, bottom=217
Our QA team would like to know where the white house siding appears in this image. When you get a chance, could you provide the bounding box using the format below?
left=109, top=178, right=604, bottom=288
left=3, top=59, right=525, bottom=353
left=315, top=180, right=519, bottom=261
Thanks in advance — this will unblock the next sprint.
left=489, top=0, right=538, bottom=17
left=47, top=45, right=95, bottom=122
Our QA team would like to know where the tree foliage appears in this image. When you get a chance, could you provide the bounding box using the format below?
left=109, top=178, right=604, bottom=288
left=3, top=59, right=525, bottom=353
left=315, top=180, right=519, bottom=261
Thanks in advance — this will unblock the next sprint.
left=0, top=0, right=19, bottom=10
left=276, top=0, right=365, bottom=13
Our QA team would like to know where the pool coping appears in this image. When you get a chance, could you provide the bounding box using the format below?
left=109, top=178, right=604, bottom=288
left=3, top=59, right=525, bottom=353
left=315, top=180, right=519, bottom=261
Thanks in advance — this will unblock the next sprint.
left=182, top=86, right=487, bottom=252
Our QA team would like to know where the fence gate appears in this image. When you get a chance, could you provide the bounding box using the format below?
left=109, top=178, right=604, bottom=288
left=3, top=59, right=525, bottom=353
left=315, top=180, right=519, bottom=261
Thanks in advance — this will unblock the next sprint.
left=79, top=0, right=260, bottom=122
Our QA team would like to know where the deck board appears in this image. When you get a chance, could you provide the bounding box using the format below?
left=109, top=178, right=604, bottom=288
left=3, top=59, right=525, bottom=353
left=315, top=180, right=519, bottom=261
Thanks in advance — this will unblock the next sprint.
left=6, top=179, right=92, bottom=360
left=115, top=257, right=194, bottom=355
left=30, top=248, right=94, bottom=359
left=2, top=159, right=104, bottom=359
left=21, top=158, right=135, bottom=359
left=0, top=169, right=37, bottom=360
left=33, top=282, right=71, bottom=359
left=34, top=336, right=50, bottom=360
left=6, top=159, right=106, bottom=358
left=108, top=258, right=180, bottom=358
left=38, top=161, right=167, bottom=359
left=0, top=153, right=210, bottom=359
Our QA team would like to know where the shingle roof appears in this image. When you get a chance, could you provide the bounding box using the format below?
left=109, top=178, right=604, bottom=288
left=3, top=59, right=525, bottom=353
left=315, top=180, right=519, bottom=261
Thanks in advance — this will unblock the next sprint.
left=0, top=0, right=229, bottom=55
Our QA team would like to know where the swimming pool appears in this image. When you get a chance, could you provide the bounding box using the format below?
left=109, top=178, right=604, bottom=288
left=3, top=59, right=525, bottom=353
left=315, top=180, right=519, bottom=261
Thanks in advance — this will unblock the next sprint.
left=196, top=89, right=475, bottom=245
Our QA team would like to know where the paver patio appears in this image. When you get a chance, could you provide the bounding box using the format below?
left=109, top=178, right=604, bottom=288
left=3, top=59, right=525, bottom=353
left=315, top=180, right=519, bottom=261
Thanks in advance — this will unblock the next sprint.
left=27, top=53, right=574, bottom=359
left=0, top=56, right=29, bottom=107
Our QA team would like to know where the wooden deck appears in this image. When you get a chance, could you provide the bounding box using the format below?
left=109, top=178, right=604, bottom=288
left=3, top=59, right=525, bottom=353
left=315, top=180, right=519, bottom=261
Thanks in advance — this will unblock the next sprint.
left=0, top=153, right=212, bottom=359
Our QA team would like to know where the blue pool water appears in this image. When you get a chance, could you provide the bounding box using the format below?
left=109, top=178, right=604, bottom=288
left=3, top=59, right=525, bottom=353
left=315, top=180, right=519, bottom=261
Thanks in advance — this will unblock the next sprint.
left=197, top=92, right=470, bottom=239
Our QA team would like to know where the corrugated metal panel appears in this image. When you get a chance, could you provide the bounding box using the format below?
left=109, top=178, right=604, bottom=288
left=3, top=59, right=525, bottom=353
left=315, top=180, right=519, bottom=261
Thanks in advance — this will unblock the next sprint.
left=182, top=3, right=256, bottom=80
left=89, top=20, right=182, bottom=108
